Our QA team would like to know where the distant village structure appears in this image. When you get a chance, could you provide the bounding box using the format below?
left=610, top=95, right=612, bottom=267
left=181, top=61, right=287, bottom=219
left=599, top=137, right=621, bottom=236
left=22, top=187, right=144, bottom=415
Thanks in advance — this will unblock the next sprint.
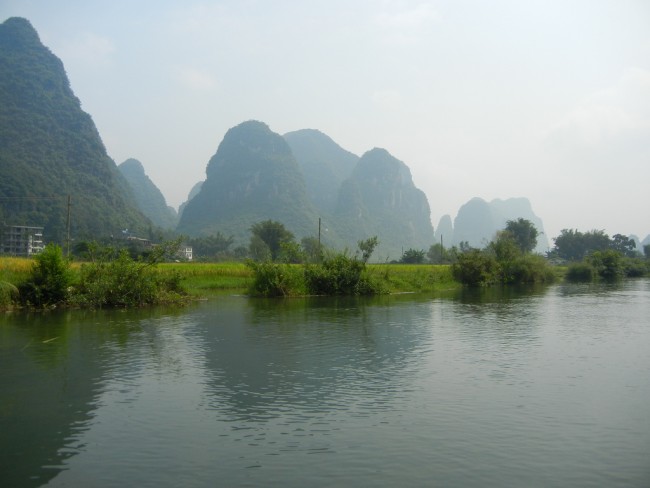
left=2, top=224, right=45, bottom=256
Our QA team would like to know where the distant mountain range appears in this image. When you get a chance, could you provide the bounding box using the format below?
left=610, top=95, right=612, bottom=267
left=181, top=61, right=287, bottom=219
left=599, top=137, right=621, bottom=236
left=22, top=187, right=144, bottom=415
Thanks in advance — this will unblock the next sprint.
left=434, top=197, right=550, bottom=253
left=177, top=121, right=435, bottom=259
left=7, top=16, right=642, bottom=259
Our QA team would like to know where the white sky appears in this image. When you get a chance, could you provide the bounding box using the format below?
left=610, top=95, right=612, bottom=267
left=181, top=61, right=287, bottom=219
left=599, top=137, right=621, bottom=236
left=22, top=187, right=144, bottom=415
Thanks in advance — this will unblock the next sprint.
left=2, top=0, right=649, bottom=241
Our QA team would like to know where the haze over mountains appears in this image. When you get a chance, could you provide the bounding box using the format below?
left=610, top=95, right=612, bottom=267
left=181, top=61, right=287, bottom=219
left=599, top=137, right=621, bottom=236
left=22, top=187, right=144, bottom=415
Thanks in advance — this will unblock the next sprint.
left=5, top=16, right=644, bottom=258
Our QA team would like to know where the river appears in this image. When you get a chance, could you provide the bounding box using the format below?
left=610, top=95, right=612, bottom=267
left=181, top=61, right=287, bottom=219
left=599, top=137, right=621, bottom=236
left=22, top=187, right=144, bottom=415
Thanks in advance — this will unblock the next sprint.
left=1, top=280, right=649, bottom=487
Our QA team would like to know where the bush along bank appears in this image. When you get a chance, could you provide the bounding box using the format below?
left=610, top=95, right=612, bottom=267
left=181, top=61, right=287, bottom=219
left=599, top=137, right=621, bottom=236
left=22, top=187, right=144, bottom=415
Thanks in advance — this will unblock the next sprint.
left=247, top=237, right=388, bottom=297
left=14, top=241, right=188, bottom=310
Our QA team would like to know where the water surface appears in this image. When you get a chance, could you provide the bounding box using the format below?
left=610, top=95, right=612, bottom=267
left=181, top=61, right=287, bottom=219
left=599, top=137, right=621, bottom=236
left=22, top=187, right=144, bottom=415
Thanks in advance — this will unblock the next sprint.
left=1, top=280, right=649, bottom=487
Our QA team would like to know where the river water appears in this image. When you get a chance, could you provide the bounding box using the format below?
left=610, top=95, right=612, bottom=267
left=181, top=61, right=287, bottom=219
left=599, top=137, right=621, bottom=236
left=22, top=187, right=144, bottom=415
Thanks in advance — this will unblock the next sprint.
left=1, top=280, right=649, bottom=487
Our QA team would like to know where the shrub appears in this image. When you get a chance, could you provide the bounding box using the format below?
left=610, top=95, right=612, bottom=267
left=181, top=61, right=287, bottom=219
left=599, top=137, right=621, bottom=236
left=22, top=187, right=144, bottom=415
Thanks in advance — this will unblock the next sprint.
left=565, top=262, right=595, bottom=282
left=451, top=249, right=500, bottom=286
left=246, top=260, right=304, bottom=297
left=304, top=253, right=375, bottom=295
left=503, top=254, right=556, bottom=284
left=622, top=257, right=648, bottom=278
left=0, top=281, right=19, bottom=308
left=18, top=244, right=72, bottom=307
left=72, top=241, right=187, bottom=308
left=589, top=250, right=624, bottom=281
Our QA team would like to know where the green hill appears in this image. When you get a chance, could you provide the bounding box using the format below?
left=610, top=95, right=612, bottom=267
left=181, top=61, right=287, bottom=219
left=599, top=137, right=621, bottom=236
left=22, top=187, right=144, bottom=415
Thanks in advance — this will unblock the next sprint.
left=334, top=148, right=434, bottom=260
left=177, top=121, right=322, bottom=244
left=0, top=17, right=150, bottom=244
left=118, top=158, right=178, bottom=229
left=283, top=129, right=358, bottom=213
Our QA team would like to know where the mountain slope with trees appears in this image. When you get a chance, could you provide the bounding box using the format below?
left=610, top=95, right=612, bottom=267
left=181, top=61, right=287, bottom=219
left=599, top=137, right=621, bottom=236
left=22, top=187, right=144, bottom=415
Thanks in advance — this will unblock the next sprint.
left=283, top=129, right=358, bottom=213
left=118, top=158, right=178, bottom=229
left=333, top=147, right=434, bottom=260
left=176, top=121, right=322, bottom=244
left=0, top=17, right=150, bottom=243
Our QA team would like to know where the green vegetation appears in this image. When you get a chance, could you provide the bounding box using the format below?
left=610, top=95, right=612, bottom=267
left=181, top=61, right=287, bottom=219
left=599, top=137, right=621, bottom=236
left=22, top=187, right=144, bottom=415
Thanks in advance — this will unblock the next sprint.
left=451, top=222, right=556, bottom=286
left=246, top=237, right=387, bottom=297
left=2, top=215, right=648, bottom=308
left=118, top=158, right=178, bottom=229
left=18, top=243, right=72, bottom=306
left=70, top=242, right=185, bottom=308
left=551, top=228, right=649, bottom=282
left=0, top=18, right=151, bottom=243
left=1, top=240, right=188, bottom=309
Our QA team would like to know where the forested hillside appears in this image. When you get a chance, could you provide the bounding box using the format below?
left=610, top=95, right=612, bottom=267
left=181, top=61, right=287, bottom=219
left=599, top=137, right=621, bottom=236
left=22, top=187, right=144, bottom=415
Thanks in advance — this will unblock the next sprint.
left=333, top=148, right=434, bottom=260
left=176, top=121, right=323, bottom=244
left=284, top=129, right=358, bottom=213
left=118, top=158, right=178, bottom=229
left=0, top=17, right=150, bottom=243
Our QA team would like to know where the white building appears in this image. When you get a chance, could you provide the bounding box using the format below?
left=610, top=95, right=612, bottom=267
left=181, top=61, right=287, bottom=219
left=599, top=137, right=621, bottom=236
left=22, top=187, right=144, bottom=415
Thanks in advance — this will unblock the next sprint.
left=2, top=225, right=45, bottom=256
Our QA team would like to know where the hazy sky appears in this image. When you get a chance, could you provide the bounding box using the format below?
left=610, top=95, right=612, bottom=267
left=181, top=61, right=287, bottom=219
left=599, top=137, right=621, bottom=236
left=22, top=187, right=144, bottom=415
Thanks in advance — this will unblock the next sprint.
left=2, top=0, right=649, bottom=241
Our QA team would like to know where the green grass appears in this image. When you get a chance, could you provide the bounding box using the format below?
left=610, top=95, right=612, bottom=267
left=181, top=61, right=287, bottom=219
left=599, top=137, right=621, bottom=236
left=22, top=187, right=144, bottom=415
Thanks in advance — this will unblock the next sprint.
left=371, top=264, right=459, bottom=293
left=158, top=262, right=253, bottom=295
left=0, top=258, right=473, bottom=309
left=0, top=257, right=32, bottom=284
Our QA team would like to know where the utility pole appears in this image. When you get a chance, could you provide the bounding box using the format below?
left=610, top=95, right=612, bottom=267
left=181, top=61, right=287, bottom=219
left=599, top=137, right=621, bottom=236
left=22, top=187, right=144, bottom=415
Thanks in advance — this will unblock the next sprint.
left=66, top=194, right=71, bottom=257
left=318, top=217, right=321, bottom=260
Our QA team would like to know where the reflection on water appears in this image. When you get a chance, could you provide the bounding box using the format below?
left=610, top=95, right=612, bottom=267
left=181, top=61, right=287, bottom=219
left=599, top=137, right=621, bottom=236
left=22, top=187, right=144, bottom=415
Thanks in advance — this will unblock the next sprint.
left=1, top=280, right=649, bottom=487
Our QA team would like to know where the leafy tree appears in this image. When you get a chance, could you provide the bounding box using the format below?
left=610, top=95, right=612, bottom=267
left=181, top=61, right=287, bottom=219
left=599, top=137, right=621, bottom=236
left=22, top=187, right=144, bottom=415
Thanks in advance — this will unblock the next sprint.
left=357, top=236, right=379, bottom=263
left=428, top=243, right=444, bottom=264
left=611, top=234, right=636, bottom=257
left=488, top=232, right=521, bottom=262
left=249, top=220, right=295, bottom=261
left=400, top=248, right=426, bottom=264
left=588, top=250, right=624, bottom=281
left=552, top=229, right=610, bottom=261
left=504, top=218, right=538, bottom=254
left=18, top=243, right=72, bottom=306
left=187, top=233, right=234, bottom=261
left=300, top=236, right=322, bottom=263
left=451, top=249, right=499, bottom=286
left=279, top=241, right=304, bottom=263
left=249, top=235, right=271, bottom=261
left=645, top=244, right=650, bottom=259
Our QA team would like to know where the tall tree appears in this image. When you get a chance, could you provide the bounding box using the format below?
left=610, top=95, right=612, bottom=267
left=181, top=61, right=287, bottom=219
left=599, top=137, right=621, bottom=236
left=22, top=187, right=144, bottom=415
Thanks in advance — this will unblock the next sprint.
left=504, top=218, right=538, bottom=254
left=553, top=229, right=610, bottom=261
left=250, top=220, right=295, bottom=261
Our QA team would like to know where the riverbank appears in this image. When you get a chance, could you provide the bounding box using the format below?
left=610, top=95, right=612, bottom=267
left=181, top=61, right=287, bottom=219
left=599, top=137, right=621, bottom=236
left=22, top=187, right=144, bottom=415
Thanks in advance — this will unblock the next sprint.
left=1, top=257, right=460, bottom=309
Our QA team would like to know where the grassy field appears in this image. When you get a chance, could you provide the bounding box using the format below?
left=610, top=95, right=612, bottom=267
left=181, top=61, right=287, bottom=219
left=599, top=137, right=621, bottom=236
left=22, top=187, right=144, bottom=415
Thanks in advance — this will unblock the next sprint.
left=1, top=257, right=458, bottom=300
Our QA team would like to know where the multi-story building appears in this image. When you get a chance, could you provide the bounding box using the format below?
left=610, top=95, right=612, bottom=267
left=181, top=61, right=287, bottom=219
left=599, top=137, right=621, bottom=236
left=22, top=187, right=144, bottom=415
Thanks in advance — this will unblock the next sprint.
left=1, top=225, right=45, bottom=256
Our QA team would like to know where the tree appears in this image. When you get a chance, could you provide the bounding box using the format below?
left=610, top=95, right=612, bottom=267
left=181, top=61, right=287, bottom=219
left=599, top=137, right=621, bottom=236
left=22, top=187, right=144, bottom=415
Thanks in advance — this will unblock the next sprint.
left=451, top=249, right=500, bottom=286
left=400, top=248, right=426, bottom=264
left=488, top=232, right=521, bottom=262
left=427, top=243, right=449, bottom=264
left=188, top=233, right=234, bottom=261
left=19, top=244, right=72, bottom=306
left=553, top=229, right=610, bottom=261
left=611, top=234, right=636, bottom=257
left=249, top=220, right=295, bottom=261
left=504, top=218, right=539, bottom=254
left=644, top=244, right=650, bottom=259
left=301, top=236, right=322, bottom=263
left=357, top=236, right=379, bottom=263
